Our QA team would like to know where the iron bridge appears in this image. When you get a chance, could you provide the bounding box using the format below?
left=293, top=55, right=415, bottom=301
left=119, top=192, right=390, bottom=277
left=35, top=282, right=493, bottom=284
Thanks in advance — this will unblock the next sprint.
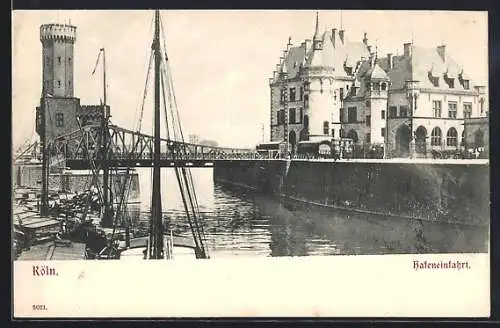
left=48, top=124, right=263, bottom=169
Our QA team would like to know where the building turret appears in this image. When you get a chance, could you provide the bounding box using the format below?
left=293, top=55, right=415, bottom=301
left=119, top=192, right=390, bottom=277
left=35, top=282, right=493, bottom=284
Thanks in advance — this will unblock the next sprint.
left=40, top=23, right=77, bottom=98
left=312, top=12, right=323, bottom=51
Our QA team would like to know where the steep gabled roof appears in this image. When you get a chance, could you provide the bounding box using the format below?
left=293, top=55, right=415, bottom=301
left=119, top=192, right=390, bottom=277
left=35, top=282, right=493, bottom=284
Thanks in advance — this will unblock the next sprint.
left=279, top=44, right=307, bottom=79
left=377, top=44, right=475, bottom=91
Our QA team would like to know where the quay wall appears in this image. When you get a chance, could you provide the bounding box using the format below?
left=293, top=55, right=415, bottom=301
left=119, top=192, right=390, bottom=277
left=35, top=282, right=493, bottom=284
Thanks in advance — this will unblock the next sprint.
left=13, top=164, right=140, bottom=200
left=213, top=160, right=489, bottom=226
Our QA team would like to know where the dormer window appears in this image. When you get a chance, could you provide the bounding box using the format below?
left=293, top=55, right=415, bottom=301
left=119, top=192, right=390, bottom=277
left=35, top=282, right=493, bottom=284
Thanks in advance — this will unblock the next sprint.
left=443, top=75, right=454, bottom=88
left=462, top=79, right=470, bottom=90
left=428, top=72, right=439, bottom=87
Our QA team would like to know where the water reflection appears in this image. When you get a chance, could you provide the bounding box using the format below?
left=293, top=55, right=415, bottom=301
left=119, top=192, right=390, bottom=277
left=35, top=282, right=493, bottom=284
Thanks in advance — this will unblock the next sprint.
left=124, top=168, right=488, bottom=258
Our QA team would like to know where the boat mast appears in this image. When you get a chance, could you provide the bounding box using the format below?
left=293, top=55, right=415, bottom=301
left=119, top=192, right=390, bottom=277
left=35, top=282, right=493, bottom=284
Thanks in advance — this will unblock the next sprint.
left=100, top=47, right=113, bottom=228
left=149, top=10, right=164, bottom=259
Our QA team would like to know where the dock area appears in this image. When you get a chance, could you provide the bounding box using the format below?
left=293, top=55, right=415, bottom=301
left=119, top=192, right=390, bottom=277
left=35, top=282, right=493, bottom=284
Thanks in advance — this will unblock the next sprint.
left=17, top=240, right=86, bottom=260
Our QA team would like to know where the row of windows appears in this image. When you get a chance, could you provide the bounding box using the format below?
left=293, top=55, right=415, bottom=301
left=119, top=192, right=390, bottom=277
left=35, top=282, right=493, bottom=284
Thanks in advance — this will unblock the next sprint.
left=432, top=100, right=473, bottom=118
left=334, top=127, right=459, bottom=145
left=428, top=72, right=470, bottom=90
left=429, top=127, right=459, bottom=146
left=388, top=106, right=410, bottom=118
left=343, top=102, right=476, bottom=123
left=280, top=87, right=305, bottom=103
left=52, top=80, right=71, bottom=88
left=276, top=108, right=304, bottom=125
left=46, top=56, right=72, bottom=65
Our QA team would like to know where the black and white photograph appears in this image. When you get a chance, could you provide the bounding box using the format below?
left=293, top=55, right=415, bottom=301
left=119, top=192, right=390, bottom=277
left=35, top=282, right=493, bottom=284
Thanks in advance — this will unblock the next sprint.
left=12, top=9, right=490, bottom=317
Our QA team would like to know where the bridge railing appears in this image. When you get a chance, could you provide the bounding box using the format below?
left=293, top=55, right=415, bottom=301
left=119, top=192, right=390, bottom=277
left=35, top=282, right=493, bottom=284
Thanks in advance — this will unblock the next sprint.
left=68, top=151, right=265, bottom=161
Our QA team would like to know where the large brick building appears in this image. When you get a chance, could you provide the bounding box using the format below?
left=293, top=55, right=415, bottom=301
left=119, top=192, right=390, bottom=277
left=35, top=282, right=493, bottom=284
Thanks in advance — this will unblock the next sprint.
left=269, top=13, right=488, bottom=157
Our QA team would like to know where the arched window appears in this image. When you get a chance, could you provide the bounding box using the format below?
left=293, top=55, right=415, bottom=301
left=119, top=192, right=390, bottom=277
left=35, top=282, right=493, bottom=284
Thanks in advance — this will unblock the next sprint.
left=323, top=121, right=329, bottom=135
left=446, top=127, right=458, bottom=147
left=431, top=127, right=442, bottom=146
left=381, top=83, right=387, bottom=91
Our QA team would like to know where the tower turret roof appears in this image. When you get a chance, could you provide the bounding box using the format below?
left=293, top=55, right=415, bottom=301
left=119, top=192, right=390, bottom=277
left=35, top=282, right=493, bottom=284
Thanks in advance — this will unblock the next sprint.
left=313, top=11, right=321, bottom=42
left=366, top=63, right=389, bottom=80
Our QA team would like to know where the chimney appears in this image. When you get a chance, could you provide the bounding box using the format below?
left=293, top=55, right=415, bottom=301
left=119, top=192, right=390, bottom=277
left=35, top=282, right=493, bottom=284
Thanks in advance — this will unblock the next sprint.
left=363, top=32, right=368, bottom=45
left=387, top=53, right=393, bottom=69
left=437, top=45, right=446, bottom=60
left=339, top=29, right=345, bottom=44
left=403, top=43, right=412, bottom=57
left=331, top=28, right=337, bottom=47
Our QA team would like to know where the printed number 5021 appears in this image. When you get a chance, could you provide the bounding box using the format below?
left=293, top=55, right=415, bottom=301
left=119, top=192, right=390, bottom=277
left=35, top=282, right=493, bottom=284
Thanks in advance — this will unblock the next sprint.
left=32, top=305, right=47, bottom=311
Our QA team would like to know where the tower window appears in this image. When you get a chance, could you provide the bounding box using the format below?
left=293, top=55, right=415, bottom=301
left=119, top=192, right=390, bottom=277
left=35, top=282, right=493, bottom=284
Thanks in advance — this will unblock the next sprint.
left=58, top=56, right=61, bottom=64
left=366, top=115, right=371, bottom=127
left=347, top=107, right=357, bottom=123
left=289, top=88, right=296, bottom=102
left=68, top=57, right=72, bottom=64
left=399, top=106, right=409, bottom=118
left=58, top=80, right=61, bottom=88
left=55, top=113, right=64, bottom=127
left=389, top=106, right=397, bottom=118
left=381, top=110, right=386, bottom=119
left=289, top=108, right=296, bottom=124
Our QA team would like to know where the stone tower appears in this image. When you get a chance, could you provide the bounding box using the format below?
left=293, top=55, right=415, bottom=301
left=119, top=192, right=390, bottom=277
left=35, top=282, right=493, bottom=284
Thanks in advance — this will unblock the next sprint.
left=36, top=23, right=80, bottom=143
left=40, top=23, right=76, bottom=97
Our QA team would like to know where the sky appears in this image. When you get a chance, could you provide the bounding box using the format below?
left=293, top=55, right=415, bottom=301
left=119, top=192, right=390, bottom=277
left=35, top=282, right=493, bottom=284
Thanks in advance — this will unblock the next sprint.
left=12, top=10, right=488, bottom=149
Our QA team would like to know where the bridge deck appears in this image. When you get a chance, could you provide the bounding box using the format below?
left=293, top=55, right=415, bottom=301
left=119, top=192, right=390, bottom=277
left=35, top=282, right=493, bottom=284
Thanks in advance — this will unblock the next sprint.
left=64, top=157, right=489, bottom=169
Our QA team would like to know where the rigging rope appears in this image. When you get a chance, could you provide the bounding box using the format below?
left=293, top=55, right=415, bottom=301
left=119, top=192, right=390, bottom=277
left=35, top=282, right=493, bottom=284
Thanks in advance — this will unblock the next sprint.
left=133, top=16, right=155, bottom=133
left=159, top=31, right=209, bottom=258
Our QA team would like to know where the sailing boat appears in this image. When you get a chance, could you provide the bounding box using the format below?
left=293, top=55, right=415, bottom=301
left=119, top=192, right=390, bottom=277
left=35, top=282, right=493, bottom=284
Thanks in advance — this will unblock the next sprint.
left=119, top=10, right=210, bottom=260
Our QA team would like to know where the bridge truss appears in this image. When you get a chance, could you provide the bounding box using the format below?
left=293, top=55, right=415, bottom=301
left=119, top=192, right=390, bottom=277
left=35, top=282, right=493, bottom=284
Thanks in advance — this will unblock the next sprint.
left=48, top=123, right=261, bottom=169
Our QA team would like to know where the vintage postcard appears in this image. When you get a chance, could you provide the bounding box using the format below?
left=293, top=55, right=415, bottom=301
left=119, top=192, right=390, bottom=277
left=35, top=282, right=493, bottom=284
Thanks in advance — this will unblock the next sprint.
left=12, top=9, right=489, bottom=318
